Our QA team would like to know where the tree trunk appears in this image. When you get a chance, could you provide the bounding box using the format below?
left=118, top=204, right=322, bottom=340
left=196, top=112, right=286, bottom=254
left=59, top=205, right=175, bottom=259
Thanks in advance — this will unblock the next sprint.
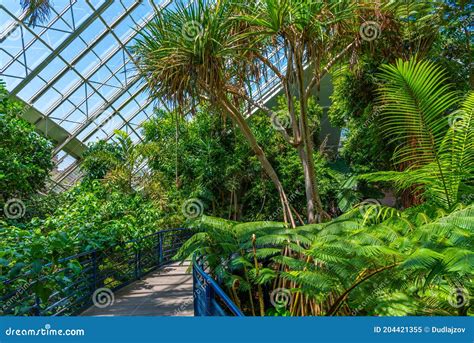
left=219, top=96, right=296, bottom=227
left=291, top=49, right=328, bottom=222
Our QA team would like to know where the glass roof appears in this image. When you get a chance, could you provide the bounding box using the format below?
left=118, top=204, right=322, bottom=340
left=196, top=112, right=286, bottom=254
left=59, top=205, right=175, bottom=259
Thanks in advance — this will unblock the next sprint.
left=1, top=0, right=285, bottom=192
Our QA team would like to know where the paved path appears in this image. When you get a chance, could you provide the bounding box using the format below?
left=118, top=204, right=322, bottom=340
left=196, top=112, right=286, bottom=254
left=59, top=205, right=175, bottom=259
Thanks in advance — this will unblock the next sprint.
left=81, top=262, right=193, bottom=316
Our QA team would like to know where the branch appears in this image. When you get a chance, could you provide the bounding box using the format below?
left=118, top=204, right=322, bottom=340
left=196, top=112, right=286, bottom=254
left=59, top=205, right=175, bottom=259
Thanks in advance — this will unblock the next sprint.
left=225, top=87, right=296, bottom=146
left=305, top=41, right=356, bottom=99
left=255, top=51, right=285, bottom=81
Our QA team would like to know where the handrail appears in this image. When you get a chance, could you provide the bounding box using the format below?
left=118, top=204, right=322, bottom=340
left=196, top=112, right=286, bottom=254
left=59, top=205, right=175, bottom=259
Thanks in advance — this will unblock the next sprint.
left=1, top=228, right=193, bottom=316
left=192, top=254, right=245, bottom=317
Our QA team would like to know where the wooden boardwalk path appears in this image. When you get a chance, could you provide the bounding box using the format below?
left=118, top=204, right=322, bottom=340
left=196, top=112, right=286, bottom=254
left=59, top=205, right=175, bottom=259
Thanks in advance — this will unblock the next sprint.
left=81, top=262, right=193, bottom=316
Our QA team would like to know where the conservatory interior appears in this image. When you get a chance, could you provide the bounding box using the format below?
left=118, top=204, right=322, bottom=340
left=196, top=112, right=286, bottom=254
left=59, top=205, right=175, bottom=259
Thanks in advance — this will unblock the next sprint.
left=0, top=0, right=472, bottom=317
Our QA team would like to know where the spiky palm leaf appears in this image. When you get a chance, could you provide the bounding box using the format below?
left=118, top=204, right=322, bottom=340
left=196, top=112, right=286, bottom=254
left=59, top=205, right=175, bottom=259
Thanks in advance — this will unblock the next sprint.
left=21, top=0, right=51, bottom=26
left=363, top=58, right=473, bottom=208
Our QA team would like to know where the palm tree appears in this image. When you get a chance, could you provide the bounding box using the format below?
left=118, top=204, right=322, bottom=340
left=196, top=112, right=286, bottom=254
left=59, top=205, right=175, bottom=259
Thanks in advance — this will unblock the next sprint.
left=235, top=0, right=363, bottom=223
left=20, top=0, right=52, bottom=26
left=133, top=0, right=296, bottom=226
left=362, top=57, right=473, bottom=209
left=237, top=0, right=443, bottom=222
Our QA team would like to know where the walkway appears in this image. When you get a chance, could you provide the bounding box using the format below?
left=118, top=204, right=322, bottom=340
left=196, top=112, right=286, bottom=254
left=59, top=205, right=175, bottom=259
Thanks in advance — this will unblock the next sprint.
left=81, top=262, right=194, bottom=316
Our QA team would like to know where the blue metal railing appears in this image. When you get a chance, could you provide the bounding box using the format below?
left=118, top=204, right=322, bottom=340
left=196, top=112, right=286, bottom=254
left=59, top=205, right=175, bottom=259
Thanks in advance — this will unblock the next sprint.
left=192, top=254, right=244, bottom=317
left=1, top=228, right=193, bottom=316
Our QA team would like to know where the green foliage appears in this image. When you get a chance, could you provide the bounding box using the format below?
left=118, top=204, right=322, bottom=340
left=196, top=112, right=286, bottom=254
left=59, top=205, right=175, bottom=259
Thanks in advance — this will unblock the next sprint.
left=142, top=106, right=342, bottom=222
left=177, top=203, right=474, bottom=316
left=20, top=0, right=52, bottom=26
left=81, top=140, right=123, bottom=181
left=329, top=63, right=393, bottom=173
left=0, top=81, right=53, bottom=203
left=362, top=58, right=473, bottom=209
left=3, top=1, right=473, bottom=318
left=329, top=0, right=471, bottom=175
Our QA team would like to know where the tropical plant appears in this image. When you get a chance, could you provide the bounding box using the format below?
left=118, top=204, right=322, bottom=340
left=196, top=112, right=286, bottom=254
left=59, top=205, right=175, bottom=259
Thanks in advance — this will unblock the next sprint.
left=235, top=0, right=364, bottom=222
left=361, top=57, right=473, bottom=209
left=81, top=130, right=151, bottom=194
left=20, top=0, right=52, bottom=26
left=133, top=0, right=298, bottom=226
left=0, top=81, right=53, bottom=204
left=176, top=202, right=473, bottom=316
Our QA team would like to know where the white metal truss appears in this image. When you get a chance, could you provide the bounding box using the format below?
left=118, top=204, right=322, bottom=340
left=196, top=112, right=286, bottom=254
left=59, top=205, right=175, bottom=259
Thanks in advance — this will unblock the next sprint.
left=0, top=0, right=291, bottom=192
left=1, top=0, right=172, bottom=190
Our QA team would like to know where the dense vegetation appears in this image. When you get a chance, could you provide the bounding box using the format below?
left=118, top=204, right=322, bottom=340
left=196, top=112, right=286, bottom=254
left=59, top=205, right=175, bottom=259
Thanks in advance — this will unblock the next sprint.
left=1, top=0, right=472, bottom=316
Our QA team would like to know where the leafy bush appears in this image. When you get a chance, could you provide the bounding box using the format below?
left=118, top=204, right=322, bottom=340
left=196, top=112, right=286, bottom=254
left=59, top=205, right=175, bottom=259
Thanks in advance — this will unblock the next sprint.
left=0, top=81, right=53, bottom=203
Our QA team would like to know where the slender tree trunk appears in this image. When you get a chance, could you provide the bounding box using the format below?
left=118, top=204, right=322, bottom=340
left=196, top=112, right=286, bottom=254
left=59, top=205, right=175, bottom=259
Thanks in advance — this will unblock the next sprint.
left=283, top=50, right=319, bottom=224
left=218, top=95, right=296, bottom=227
left=174, top=111, right=180, bottom=188
left=286, top=47, right=327, bottom=222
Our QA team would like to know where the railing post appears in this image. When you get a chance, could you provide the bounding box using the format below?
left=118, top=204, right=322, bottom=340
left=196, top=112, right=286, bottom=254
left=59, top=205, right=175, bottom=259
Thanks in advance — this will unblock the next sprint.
left=134, top=247, right=140, bottom=279
left=34, top=294, right=41, bottom=316
left=92, top=251, right=98, bottom=290
left=158, top=233, right=164, bottom=265
left=156, top=233, right=161, bottom=266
